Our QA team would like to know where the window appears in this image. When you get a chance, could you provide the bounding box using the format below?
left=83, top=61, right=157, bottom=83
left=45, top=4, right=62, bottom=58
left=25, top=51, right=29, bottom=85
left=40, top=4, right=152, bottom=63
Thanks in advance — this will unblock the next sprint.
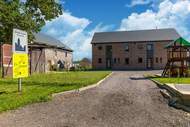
left=138, top=57, right=143, bottom=63
left=65, top=52, right=67, bottom=57
left=160, top=57, right=162, bottom=63
left=125, top=58, right=129, bottom=64
left=98, top=46, right=102, bottom=50
left=118, top=58, right=120, bottom=64
left=156, top=57, right=158, bottom=63
left=147, top=44, right=153, bottom=51
left=125, top=44, right=129, bottom=51
left=114, top=58, right=120, bottom=64
left=137, top=44, right=143, bottom=50
left=114, top=58, right=117, bottom=64
left=98, top=58, right=102, bottom=63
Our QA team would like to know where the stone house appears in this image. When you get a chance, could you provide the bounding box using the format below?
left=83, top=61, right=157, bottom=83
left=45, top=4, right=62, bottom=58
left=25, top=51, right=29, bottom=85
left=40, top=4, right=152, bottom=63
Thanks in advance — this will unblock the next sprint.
left=1, top=33, right=73, bottom=76
left=91, top=28, right=180, bottom=70
left=30, top=33, right=73, bottom=73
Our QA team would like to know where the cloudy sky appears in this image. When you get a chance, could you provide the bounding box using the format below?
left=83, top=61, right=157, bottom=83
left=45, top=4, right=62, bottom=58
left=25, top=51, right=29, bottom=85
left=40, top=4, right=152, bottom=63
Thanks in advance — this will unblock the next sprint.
left=41, top=0, right=190, bottom=61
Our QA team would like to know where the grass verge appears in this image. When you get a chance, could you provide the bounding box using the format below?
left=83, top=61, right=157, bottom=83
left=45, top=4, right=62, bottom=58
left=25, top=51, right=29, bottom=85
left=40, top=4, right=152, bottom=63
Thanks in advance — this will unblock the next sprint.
left=0, top=71, right=111, bottom=112
left=150, top=76, right=190, bottom=85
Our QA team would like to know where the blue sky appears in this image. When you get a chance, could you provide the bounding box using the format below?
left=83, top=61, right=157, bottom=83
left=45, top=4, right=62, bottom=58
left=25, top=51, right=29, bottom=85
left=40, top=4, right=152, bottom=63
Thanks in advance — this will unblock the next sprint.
left=41, top=0, right=190, bottom=60
left=63, top=0, right=150, bottom=28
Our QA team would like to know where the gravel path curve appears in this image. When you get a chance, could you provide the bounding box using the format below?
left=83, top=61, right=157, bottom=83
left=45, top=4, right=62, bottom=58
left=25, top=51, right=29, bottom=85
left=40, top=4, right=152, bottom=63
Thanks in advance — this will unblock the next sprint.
left=0, top=71, right=190, bottom=127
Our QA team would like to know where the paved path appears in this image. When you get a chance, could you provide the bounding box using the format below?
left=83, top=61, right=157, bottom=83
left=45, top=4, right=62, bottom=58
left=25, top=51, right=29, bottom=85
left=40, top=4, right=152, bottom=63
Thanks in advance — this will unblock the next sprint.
left=0, top=71, right=190, bottom=127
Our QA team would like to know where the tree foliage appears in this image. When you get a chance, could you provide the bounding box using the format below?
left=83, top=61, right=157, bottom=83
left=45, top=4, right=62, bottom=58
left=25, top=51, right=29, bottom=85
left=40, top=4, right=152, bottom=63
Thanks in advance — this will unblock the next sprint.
left=80, top=58, right=92, bottom=68
left=0, top=0, right=62, bottom=43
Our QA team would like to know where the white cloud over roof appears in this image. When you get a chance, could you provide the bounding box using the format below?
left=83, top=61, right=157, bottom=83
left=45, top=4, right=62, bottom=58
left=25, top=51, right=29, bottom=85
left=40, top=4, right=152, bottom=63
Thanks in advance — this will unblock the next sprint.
left=120, top=0, right=190, bottom=40
left=42, top=12, right=112, bottom=60
left=42, top=0, right=190, bottom=60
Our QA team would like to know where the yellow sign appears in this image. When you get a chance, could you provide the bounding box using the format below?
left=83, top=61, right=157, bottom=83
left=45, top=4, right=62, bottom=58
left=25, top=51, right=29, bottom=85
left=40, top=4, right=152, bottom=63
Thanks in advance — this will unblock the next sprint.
left=13, top=53, right=29, bottom=78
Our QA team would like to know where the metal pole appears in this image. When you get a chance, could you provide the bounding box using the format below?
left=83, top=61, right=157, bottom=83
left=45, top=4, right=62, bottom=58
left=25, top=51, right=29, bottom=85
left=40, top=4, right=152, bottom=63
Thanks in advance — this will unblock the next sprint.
left=18, top=78, right=22, bottom=92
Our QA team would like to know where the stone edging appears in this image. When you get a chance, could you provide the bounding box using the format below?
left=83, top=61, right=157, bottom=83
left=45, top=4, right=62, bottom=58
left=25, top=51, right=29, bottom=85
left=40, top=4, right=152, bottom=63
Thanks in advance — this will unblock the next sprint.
left=149, top=78, right=164, bottom=88
left=52, top=72, right=113, bottom=97
left=149, top=78, right=190, bottom=112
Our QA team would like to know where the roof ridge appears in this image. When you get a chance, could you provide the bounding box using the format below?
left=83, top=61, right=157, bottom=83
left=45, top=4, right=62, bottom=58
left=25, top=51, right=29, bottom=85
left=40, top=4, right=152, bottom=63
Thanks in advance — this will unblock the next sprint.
left=92, top=28, right=180, bottom=44
left=94, top=28, right=177, bottom=34
left=34, top=33, right=73, bottom=51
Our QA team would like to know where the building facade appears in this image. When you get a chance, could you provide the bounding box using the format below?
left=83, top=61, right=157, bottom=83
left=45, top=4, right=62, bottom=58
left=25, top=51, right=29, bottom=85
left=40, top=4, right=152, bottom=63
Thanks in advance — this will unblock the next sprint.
left=30, top=33, right=73, bottom=73
left=91, top=28, right=180, bottom=70
left=1, top=33, right=73, bottom=77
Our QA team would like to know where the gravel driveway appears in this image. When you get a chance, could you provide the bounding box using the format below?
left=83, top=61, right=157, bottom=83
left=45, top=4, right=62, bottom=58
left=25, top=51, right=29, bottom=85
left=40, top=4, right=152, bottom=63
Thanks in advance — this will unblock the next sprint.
left=0, top=71, right=190, bottom=127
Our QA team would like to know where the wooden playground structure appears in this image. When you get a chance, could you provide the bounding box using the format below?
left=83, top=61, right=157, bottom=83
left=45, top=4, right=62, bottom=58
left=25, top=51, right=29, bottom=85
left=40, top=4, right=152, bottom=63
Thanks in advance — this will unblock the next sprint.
left=162, top=37, right=190, bottom=77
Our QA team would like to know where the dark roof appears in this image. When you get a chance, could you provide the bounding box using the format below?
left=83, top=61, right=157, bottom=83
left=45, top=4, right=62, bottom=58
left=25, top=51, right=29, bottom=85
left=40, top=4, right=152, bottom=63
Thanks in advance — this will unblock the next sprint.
left=33, top=33, right=73, bottom=51
left=91, top=28, right=180, bottom=44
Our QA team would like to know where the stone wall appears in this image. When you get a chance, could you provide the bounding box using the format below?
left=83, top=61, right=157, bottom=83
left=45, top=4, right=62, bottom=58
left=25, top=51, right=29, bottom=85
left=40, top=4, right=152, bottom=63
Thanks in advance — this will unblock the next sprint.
left=44, top=48, right=73, bottom=72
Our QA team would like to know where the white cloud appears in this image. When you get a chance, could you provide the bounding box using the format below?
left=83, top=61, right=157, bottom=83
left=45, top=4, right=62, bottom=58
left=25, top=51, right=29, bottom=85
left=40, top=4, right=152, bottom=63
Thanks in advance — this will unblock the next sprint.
left=120, top=0, right=190, bottom=40
left=42, top=12, right=112, bottom=60
left=126, top=0, right=152, bottom=7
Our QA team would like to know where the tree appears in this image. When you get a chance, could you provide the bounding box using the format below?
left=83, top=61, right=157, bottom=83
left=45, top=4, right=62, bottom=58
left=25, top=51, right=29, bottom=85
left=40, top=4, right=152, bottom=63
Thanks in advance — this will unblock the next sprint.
left=0, top=0, right=62, bottom=43
left=79, top=58, right=92, bottom=68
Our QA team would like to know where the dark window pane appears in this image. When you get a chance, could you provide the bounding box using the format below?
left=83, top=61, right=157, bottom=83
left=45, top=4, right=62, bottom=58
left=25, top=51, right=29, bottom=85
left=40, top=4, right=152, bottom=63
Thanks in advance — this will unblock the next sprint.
left=138, top=57, right=143, bottom=63
left=98, top=58, right=102, bottom=63
left=156, top=57, right=158, bottom=63
left=160, top=57, right=162, bottom=63
left=98, top=46, right=102, bottom=50
left=114, top=58, right=117, bottom=64
left=125, top=58, right=129, bottom=64
left=118, top=58, right=120, bottom=64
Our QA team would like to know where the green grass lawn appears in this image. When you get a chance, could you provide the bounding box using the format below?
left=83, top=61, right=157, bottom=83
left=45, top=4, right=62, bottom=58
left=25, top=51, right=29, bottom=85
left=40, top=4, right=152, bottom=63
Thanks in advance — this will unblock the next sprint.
left=0, top=71, right=111, bottom=112
left=151, top=77, right=190, bottom=85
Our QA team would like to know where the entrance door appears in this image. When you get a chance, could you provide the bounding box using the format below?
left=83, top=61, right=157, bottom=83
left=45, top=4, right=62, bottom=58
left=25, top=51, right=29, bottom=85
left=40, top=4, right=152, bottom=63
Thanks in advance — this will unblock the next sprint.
left=106, top=45, right=112, bottom=69
left=146, top=44, right=154, bottom=69
left=106, top=58, right=111, bottom=69
left=147, top=58, right=153, bottom=69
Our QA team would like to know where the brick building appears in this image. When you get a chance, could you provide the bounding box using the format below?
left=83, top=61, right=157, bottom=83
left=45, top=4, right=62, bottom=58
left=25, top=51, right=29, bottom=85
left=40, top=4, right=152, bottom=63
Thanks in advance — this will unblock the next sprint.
left=91, top=28, right=180, bottom=70
left=2, top=33, right=73, bottom=77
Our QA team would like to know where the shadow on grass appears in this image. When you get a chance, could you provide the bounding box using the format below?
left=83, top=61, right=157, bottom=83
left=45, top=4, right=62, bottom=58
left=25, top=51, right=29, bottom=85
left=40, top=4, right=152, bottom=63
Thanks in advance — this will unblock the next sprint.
left=0, top=80, right=17, bottom=85
left=130, top=77, right=148, bottom=80
left=0, top=79, right=83, bottom=87
left=23, top=81, right=83, bottom=87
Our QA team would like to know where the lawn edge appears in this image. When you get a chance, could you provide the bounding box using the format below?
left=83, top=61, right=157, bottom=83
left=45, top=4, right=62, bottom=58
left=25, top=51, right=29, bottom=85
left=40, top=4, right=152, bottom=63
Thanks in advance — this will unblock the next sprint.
left=149, top=78, right=165, bottom=89
left=52, top=72, right=113, bottom=97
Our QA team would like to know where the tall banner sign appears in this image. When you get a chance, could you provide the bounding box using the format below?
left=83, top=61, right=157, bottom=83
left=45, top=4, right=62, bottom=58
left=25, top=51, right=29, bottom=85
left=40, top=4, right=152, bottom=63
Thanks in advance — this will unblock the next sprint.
left=12, top=29, right=29, bottom=79
left=12, top=29, right=28, bottom=92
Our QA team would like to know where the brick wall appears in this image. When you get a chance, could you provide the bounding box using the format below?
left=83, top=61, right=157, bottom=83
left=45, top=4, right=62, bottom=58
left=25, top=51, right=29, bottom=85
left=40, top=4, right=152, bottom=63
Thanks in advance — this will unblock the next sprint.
left=92, top=41, right=170, bottom=70
left=111, top=42, right=147, bottom=70
left=92, top=44, right=106, bottom=69
left=2, top=44, right=12, bottom=77
left=153, top=42, right=169, bottom=69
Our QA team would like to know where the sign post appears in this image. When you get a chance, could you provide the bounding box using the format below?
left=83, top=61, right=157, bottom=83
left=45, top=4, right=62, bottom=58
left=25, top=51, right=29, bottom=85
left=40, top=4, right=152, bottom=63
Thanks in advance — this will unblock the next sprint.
left=18, top=78, right=22, bottom=92
left=12, top=29, right=28, bottom=93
